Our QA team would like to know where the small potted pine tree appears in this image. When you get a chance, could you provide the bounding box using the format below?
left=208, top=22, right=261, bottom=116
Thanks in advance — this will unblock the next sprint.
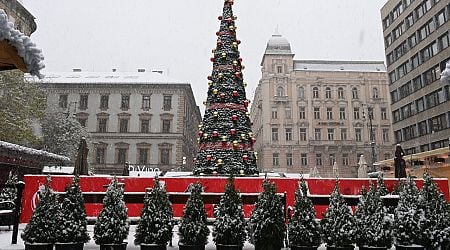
left=213, top=175, right=246, bottom=250
left=94, top=177, right=129, bottom=250
left=21, top=175, right=58, bottom=250
left=248, top=177, right=286, bottom=250
left=417, top=173, right=450, bottom=250
left=320, top=179, right=355, bottom=250
left=393, top=175, right=424, bottom=250
left=178, top=182, right=209, bottom=250
left=288, top=178, right=321, bottom=250
left=0, top=170, right=18, bottom=202
left=134, top=176, right=173, bottom=250
left=55, top=175, right=90, bottom=250
left=354, top=182, right=393, bottom=250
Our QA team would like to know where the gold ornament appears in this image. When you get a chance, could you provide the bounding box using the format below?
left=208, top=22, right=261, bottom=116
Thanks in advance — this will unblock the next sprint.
left=221, top=52, right=226, bottom=58
left=233, top=140, right=238, bottom=147
left=218, top=73, right=224, bottom=78
left=213, top=89, right=218, bottom=95
left=241, top=133, right=246, bottom=139
left=208, top=81, right=213, bottom=86
left=233, top=60, right=238, bottom=66
left=203, top=133, right=208, bottom=138
left=221, top=135, right=228, bottom=142
left=240, top=169, right=245, bottom=175
left=213, top=111, right=219, bottom=117
left=217, top=159, right=223, bottom=165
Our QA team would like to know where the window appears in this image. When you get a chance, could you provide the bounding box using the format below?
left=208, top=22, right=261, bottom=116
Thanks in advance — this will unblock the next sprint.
left=352, top=87, right=358, bottom=99
left=140, top=119, right=150, bottom=133
left=100, top=94, right=109, bottom=109
left=418, top=120, right=428, bottom=135
left=121, top=94, right=130, bottom=109
left=314, top=128, right=321, bottom=140
left=272, top=128, right=278, bottom=141
left=381, top=108, right=387, bottom=120
left=338, top=87, right=344, bottom=99
left=393, top=22, right=405, bottom=40
left=339, top=108, right=346, bottom=120
left=411, top=53, right=420, bottom=69
left=420, top=42, right=438, bottom=62
left=96, top=147, right=106, bottom=164
left=285, top=128, right=292, bottom=141
left=59, top=94, right=68, bottom=109
left=272, top=153, right=279, bottom=166
left=419, top=19, right=436, bottom=41
left=286, top=153, right=293, bottom=166
left=271, top=107, right=278, bottom=119
left=142, top=95, right=151, bottom=110
left=416, top=97, right=425, bottom=112
left=97, top=118, right=108, bottom=132
left=329, top=153, right=335, bottom=166
left=77, top=118, right=87, bottom=127
left=312, top=87, right=319, bottom=98
left=162, top=119, right=171, bottom=133
left=385, top=33, right=393, bottom=47
left=342, top=153, right=349, bottom=166
left=355, top=128, right=362, bottom=142
left=382, top=129, right=390, bottom=142
left=314, top=107, right=320, bottom=119
left=326, top=107, right=333, bottom=120
left=285, top=107, right=292, bottom=119
left=298, top=87, right=305, bottom=99
left=423, top=65, right=439, bottom=85
left=416, top=3, right=426, bottom=19
left=408, top=33, right=417, bottom=48
left=161, top=148, right=170, bottom=165
left=325, top=87, right=332, bottom=99
left=389, top=71, right=398, bottom=84
left=373, top=87, right=379, bottom=99
left=315, top=153, right=322, bottom=166
left=277, top=86, right=284, bottom=97
left=299, top=128, right=307, bottom=141
left=341, top=128, right=347, bottom=140
left=353, top=107, right=360, bottom=120
left=138, top=148, right=149, bottom=165
left=163, top=95, right=172, bottom=111
left=405, top=13, right=414, bottom=28
left=301, top=153, right=308, bottom=166
left=436, top=9, right=448, bottom=27
left=298, top=107, right=306, bottom=120
left=327, top=128, right=334, bottom=141
left=117, top=148, right=127, bottom=164
left=79, top=94, right=88, bottom=110
left=119, top=118, right=129, bottom=133
left=277, top=65, right=283, bottom=73
left=438, top=32, right=449, bottom=50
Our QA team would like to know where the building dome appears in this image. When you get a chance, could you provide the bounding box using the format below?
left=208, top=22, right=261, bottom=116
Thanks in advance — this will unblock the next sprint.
left=265, top=33, right=292, bottom=54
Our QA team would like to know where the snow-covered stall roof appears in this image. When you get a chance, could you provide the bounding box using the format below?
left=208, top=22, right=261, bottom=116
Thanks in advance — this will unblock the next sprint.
left=294, top=60, right=386, bottom=73
left=0, top=140, right=70, bottom=163
left=0, top=9, right=44, bottom=77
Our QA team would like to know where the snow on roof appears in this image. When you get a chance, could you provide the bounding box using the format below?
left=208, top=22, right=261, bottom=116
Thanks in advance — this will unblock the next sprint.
left=33, top=70, right=188, bottom=85
left=0, top=140, right=70, bottom=162
left=42, top=166, right=74, bottom=174
left=294, top=60, right=386, bottom=73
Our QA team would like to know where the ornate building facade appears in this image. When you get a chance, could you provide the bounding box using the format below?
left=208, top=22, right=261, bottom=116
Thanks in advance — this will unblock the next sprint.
left=41, top=69, right=201, bottom=175
left=0, top=0, right=36, bottom=36
left=250, top=34, right=394, bottom=177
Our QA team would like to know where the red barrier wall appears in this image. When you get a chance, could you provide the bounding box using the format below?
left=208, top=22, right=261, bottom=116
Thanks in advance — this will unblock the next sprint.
left=20, top=175, right=450, bottom=223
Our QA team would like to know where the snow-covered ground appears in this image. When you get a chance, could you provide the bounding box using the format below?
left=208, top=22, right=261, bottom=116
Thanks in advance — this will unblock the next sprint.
left=0, top=224, right=397, bottom=250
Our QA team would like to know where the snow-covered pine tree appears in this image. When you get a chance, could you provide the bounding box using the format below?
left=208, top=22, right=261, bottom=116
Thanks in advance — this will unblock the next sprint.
left=354, top=186, right=368, bottom=248
left=134, top=176, right=173, bottom=246
left=320, top=179, right=355, bottom=249
left=93, top=177, right=129, bottom=245
left=355, top=182, right=393, bottom=249
left=21, top=175, right=58, bottom=244
left=178, top=182, right=210, bottom=247
left=0, top=171, right=18, bottom=202
left=393, top=175, right=423, bottom=247
left=288, top=178, right=321, bottom=248
left=418, top=172, right=450, bottom=249
left=213, top=175, right=246, bottom=248
left=376, top=173, right=389, bottom=196
left=55, top=175, right=90, bottom=244
left=248, top=177, right=286, bottom=250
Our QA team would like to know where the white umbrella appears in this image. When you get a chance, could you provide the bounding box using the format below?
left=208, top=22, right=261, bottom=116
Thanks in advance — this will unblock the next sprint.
left=332, top=161, right=339, bottom=177
left=358, top=155, right=368, bottom=178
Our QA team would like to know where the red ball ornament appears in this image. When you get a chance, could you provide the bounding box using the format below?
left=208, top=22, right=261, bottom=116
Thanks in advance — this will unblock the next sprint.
left=213, top=131, right=219, bottom=137
left=207, top=75, right=212, bottom=80
left=210, top=57, right=215, bottom=62
left=244, top=100, right=249, bottom=107
left=235, top=72, right=241, bottom=78
left=237, top=40, right=241, bottom=44
left=238, top=57, right=243, bottom=61
left=216, top=31, right=220, bottom=36
left=252, top=137, right=256, bottom=143
left=243, top=155, right=249, bottom=161
left=220, top=93, right=226, bottom=99
left=218, top=16, right=223, bottom=20
left=233, top=90, right=238, bottom=97
left=232, top=115, right=238, bottom=121
left=227, top=18, right=233, bottom=23
left=206, top=155, right=212, bottom=161
left=198, top=131, right=203, bottom=137
left=230, top=128, right=236, bottom=135
left=217, top=40, right=222, bottom=46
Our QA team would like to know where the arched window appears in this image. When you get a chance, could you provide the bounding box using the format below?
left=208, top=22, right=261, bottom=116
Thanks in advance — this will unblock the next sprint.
left=298, top=86, right=305, bottom=99
left=352, top=87, right=359, bottom=99
left=338, top=87, right=344, bottom=99
left=277, top=86, right=284, bottom=97
left=373, top=87, right=379, bottom=99
left=325, top=87, right=332, bottom=99
left=312, top=87, right=319, bottom=98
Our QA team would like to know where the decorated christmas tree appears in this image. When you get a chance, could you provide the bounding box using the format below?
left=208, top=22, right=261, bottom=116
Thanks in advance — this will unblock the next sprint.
left=354, top=182, right=393, bottom=249
left=21, top=175, right=58, bottom=244
left=417, top=172, right=450, bottom=249
left=0, top=170, right=18, bottom=202
left=213, top=175, right=246, bottom=247
left=55, top=175, right=90, bottom=244
left=193, top=0, right=258, bottom=176
left=93, top=177, right=129, bottom=245
left=288, top=178, right=321, bottom=248
left=320, top=179, right=356, bottom=248
left=393, top=175, right=422, bottom=247
left=134, top=176, right=173, bottom=246
left=178, top=182, right=210, bottom=246
left=376, top=173, right=389, bottom=196
left=248, top=177, right=286, bottom=250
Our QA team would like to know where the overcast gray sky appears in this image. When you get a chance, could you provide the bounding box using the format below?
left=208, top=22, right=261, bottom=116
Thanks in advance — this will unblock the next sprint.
left=23, top=0, right=388, bottom=110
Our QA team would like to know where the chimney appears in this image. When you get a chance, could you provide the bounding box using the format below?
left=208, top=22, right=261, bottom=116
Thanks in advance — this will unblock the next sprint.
left=138, top=68, right=145, bottom=72
left=72, top=68, right=82, bottom=72
left=112, top=68, right=117, bottom=72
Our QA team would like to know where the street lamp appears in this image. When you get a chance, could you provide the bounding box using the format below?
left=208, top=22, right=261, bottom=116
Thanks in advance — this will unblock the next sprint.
left=363, top=105, right=377, bottom=172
